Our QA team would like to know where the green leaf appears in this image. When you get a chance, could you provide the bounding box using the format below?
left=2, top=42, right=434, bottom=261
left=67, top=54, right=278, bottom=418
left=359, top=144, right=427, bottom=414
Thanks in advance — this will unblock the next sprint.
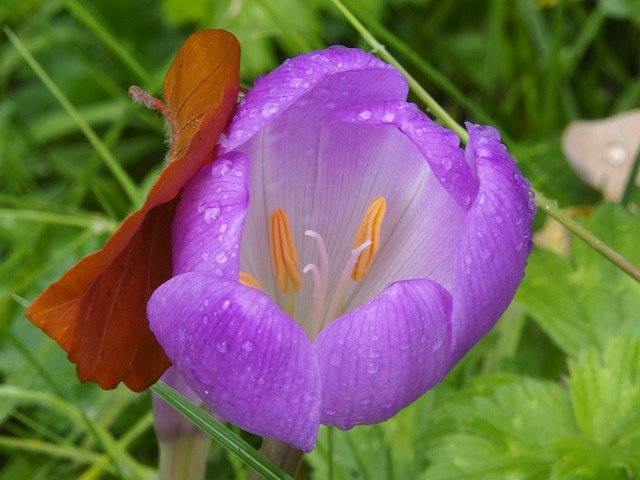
left=517, top=203, right=640, bottom=355
left=424, top=354, right=640, bottom=480
left=150, top=382, right=293, bottom=480
left=568, top=337, right=640, bottom=464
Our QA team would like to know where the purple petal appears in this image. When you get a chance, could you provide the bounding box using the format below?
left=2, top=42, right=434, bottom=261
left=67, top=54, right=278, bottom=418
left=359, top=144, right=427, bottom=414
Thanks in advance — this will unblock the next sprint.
left=222, top=46, right=408, bottom=152
left=172, top=151, right=249, bottom=276
left=309, top=102, right=469, bottom=316
left=333, top=101, right=477, bottom=211
left=148, top=273, right=321, bottom=451
left=314, top=279, right=452, bottom=429
left=450, top=123, right=535, bottom=362
left=226, top=48, right=408, bottom=303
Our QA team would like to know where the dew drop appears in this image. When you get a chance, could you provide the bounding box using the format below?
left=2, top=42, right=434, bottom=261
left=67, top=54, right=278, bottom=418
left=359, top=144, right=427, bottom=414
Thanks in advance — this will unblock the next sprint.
left=262, top=102, right=279, bottom=118
left=289, top=77, right=303, bottom=88
left=461, top=194, right=471, bottom=206
left=242, top=340, right=254, bottom=352
left=221, top=300, right=231, bottom=311
left=368, top=348, right=380, bottom=359
left=605, top=142, right=628, bottom=165
left=215, top=252, right=228, bottom=264
left=204, top=205, right=221, bottom=223
left=219, top=223, right=228, bottom=233
left=367, top=364, right=378, bottom=374
left=383, top=112, right=396, bottom=123
left=442, top=157, right=452, bottom=170
left=358, top=109, right=372, bottom=121
left=216, top=340, right=228, bottom=353
left=211, top=160, right=233, bottom=176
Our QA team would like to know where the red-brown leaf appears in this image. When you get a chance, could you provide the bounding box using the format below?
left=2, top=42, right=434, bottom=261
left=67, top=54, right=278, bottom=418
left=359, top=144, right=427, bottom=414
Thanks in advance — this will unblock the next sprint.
left=25, top=29, right=240, bottom=392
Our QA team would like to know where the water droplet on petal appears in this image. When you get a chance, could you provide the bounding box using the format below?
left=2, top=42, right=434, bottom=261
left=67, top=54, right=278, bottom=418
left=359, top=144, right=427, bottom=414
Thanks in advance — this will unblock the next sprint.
left=442, top=157, right=452, bottom=170
left=216, top=340, right=228, bottom=353
left=383, top=112, right=395, bottom=123
left=262, top=102, right=279, bottom=118
left=221, top=300, right=231, bottom=311
left=358, top=109, right=372, bottom=121
left=367, top=364, right=378, bottom=374
left=215, top=252, right=228, bottom=264
left=289, top=77, right=303, bottom=88
left=211, top=160, right=233, bottom=176
left=368, top=348, right=380, bottom=359
left=204, top=205, right=221, bottom=223
left=242, top=340, right=254, bottom=352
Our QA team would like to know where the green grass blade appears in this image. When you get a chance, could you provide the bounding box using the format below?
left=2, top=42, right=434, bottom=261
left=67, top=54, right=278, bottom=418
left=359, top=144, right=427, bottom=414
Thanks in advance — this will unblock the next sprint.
left=0, top=436, right=110, bottom=468
left=151, top=382, right=294, bottom=480
left=0, top=208, right=116, bottom=233
left=62, top=0, right=151, bottom=83
left=3, top=26, right=142, bottom=207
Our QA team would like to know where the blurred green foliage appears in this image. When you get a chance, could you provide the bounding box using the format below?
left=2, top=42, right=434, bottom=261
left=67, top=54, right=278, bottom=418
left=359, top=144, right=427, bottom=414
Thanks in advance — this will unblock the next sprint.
left=1, top=0, right=639, bottom=478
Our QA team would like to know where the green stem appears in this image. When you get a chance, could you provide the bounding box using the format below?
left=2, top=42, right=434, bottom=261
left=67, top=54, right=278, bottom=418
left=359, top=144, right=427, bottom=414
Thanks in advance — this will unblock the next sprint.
left=535, top=191, right=640, bottom=282
left=250, top=438, right=304, bottom=480
left=158, top=433, right=210, bottom=480
left=330, top=0, right=640, bottom=284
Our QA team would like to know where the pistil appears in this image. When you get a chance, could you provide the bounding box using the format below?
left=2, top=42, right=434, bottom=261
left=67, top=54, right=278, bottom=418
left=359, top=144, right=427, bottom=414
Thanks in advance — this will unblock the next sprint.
left=303, top=230, right=329, bottom=338
left=269, top=196, right=386, bottom=337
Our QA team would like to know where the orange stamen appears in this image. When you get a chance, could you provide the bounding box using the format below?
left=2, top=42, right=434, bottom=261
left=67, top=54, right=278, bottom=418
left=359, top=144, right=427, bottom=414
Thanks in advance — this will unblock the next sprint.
left=351, top=196, right=386, bottom=281
left=239, top=271, right=263, bottom=291
left=269, top=209, right=301, bottom=293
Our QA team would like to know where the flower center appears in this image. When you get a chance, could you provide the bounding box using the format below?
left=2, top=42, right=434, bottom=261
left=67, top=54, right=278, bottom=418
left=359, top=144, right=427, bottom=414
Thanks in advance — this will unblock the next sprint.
left=242, top=196, right=387, bottom=339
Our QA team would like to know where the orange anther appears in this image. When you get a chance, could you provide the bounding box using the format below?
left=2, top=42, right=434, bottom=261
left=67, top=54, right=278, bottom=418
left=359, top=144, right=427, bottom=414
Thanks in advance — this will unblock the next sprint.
left=351, top=196, right=386, bottom=281
left=269, top=209, right=301, bottom=293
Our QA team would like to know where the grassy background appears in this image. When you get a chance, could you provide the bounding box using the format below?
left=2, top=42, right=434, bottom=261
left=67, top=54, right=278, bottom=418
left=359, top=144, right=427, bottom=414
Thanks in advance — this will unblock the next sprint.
left=1, top=0, right=639, bottom=478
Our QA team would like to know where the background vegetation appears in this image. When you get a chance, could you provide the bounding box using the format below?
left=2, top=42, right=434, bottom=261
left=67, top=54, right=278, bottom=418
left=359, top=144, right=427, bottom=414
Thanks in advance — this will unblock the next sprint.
left=1, top=0, right=639, bottom=478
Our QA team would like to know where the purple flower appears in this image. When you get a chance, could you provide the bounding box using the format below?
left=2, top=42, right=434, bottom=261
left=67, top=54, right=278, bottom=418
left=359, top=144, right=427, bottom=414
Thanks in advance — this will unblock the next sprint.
left=147, top=46, right=535, bottom=452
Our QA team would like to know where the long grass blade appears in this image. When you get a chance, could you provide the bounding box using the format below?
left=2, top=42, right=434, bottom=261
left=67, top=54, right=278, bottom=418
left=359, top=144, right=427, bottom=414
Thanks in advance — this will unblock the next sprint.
left=3, top=26, right=142, bottom=207
left=151, top=382, right=294, bottom=480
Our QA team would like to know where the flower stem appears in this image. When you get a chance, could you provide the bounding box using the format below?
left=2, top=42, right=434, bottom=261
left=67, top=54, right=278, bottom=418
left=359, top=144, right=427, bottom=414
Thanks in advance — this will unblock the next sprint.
left=158, top=433, right=210, bottom=480
left=535, top=192, right=640, bottom=282
left=250, top=438, right=304, bottom=479
left=330, top=0, right=640, bottom=284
